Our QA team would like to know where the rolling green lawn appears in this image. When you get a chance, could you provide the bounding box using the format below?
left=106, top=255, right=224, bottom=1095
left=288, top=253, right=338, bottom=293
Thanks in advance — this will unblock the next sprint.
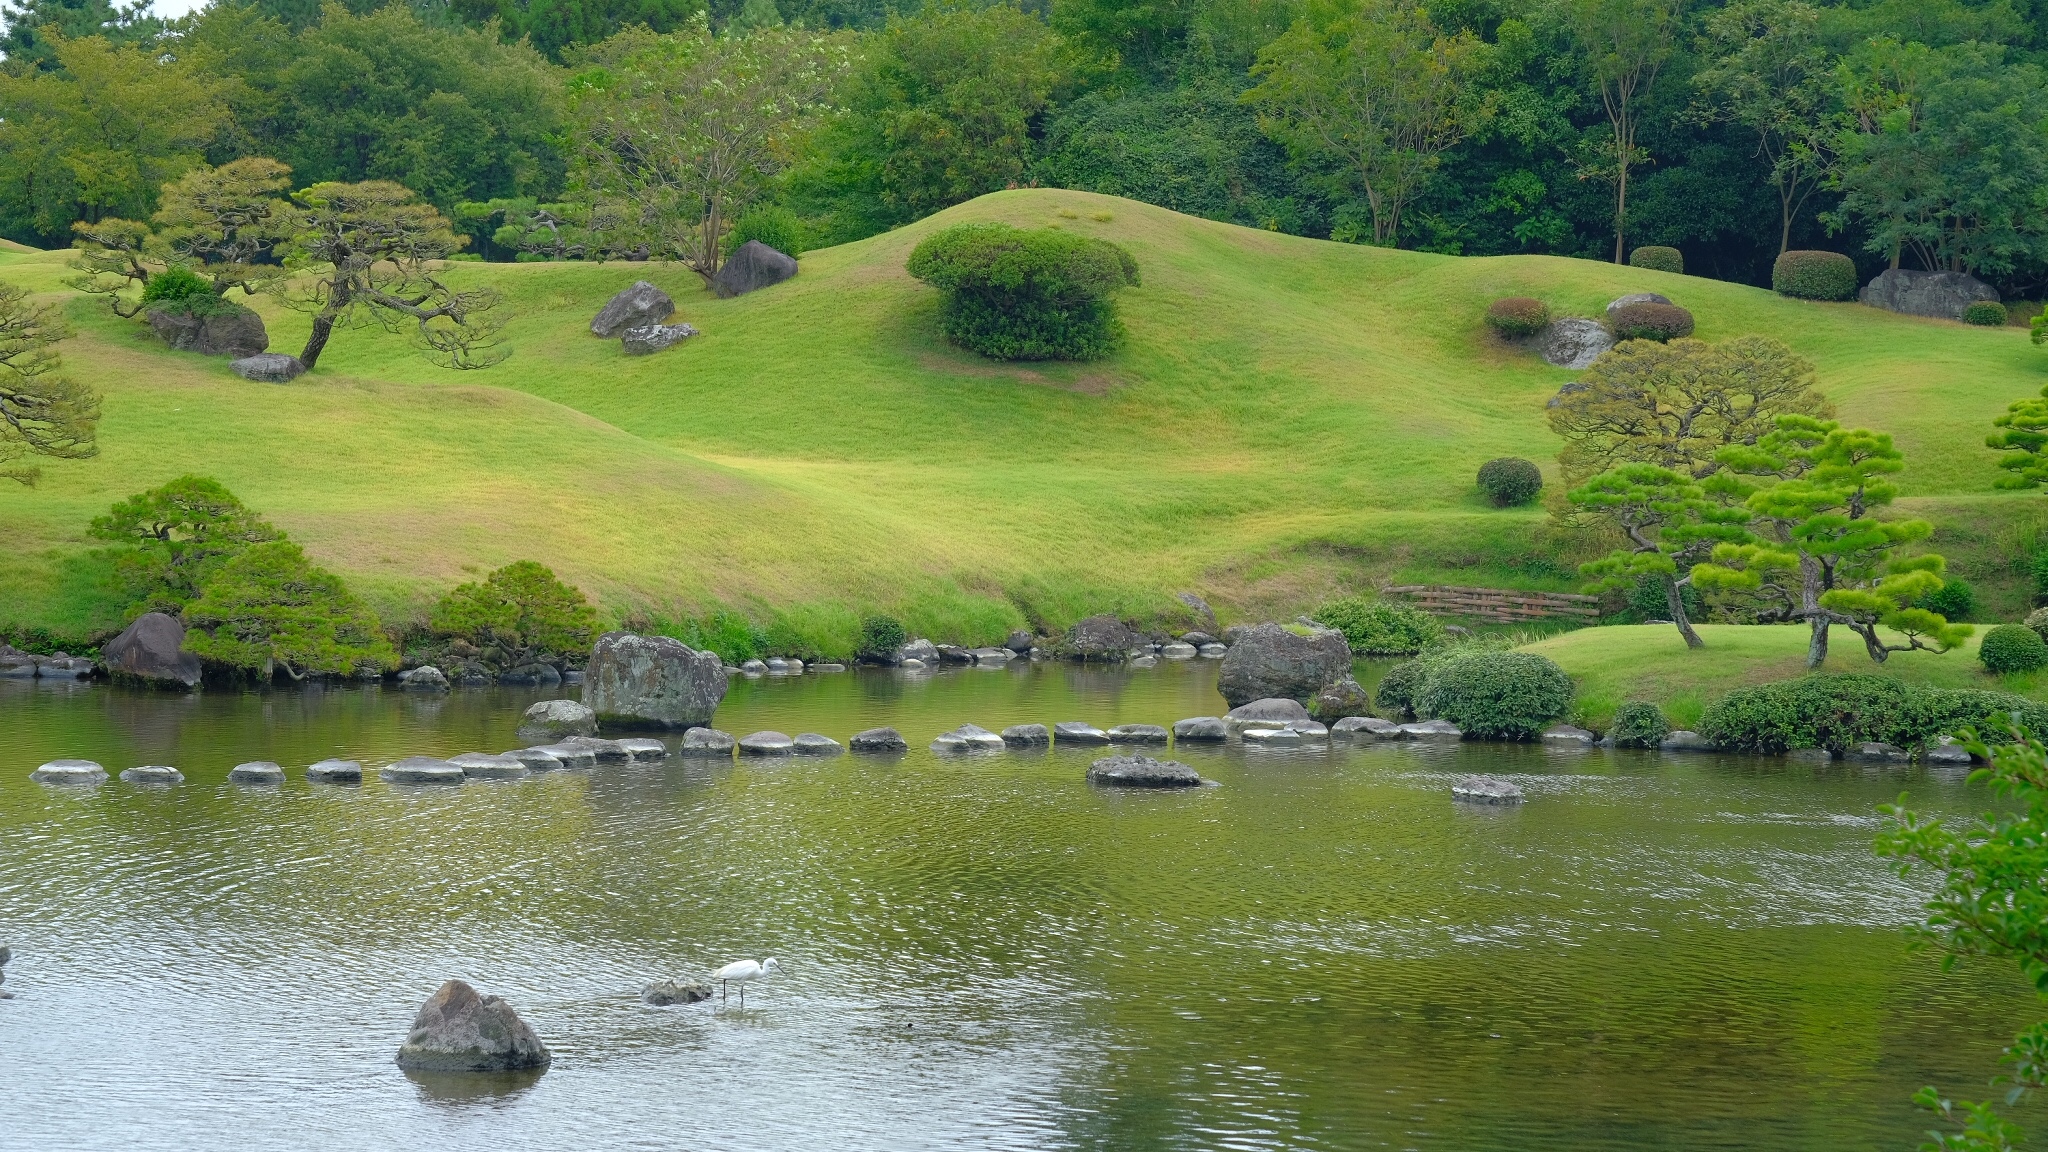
left=3, top=188, right=2045, bottom=655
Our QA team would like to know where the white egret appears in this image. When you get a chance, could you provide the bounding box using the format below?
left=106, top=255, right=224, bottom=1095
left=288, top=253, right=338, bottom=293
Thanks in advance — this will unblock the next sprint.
left=712, top=957, right=778, bottom=1006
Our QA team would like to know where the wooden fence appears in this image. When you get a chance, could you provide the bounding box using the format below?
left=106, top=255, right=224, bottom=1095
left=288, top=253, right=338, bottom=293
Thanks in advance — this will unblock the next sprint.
left=1382, top=584, right=1602, bottom=623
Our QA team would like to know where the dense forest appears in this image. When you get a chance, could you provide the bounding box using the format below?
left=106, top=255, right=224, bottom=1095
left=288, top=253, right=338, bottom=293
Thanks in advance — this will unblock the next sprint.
left=2, top=0, right=2045, bottom=293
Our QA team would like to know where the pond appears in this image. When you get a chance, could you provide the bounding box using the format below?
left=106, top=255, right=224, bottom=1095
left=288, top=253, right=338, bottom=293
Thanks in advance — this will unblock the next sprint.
left=0, top=659, right=2038, bottom=1151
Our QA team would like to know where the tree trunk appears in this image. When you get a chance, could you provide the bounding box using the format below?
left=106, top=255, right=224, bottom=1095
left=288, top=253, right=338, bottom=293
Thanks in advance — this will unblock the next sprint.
left=1665, top=575, right=1703, bottom=649
left=1855, top=625, right=1891, bottom=663
left=1801, top=556, right=1829, bottom=669
left=1614, top=155, right=1628, bottom=264
left=1778, top=190, right=1793, bottom=256
left=298, top=310, right=338, bottom=371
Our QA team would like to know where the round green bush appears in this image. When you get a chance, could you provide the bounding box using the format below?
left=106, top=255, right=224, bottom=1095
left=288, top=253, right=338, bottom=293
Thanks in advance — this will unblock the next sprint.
left=1771, top=251, right=1858, bottom=301
left=1607, top=700, right=1669, bottom=748
left=1413, top=649, right=1574, bottom=740
left=1486, top=296, right=1549, bottom=338
left=138, top=266, right=241, bottom=316
left=1477, top=457, right=1543, bottom=506
left=2027, top=606, right=2048, bottom=642
left=1628, top=246, right=1684, bottom=274
left=1963, top=300, right=2009, bottom=327
left=1375, top=659, right=1428, bottom=720
left=1981, top=623, right=2048, bottom=675
left=1913, top=579, right=1976, bottom=622
left=907, top=223, right=1140, bottom=361
left=1608, top=302, right=1695, bottom=342
left=1313, top=597, right=1444, bottom=655
left=726, top=204, right=806, bottom=259
left=856, top=614, right=907, bottom=662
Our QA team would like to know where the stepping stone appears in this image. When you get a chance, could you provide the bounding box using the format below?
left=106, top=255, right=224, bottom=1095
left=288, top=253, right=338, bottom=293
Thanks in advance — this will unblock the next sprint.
left=501, top=749, right=561, bottom=772
left=1001, top=724, right=1049, bottom=747
left=1452, top=776, right=1523, bottom=805
left=448, top=753, right=530, bottom=779
left=1332, top=716, right=1401, bottom=738
left=532, top=743, right=597, bottom=769
left=680, top=728, right=736, bottom=754
left=849, top=727, right=908, bottom=753
left=1541, top=725, right=1595, bottom=744
left=1658, top=730, right=1713, bottom=752
left=1925, top=738, right=1975, bottom=765
left=642, top=980, right=712, bottom=1006
left=793, top=733, right=842, bottom=755
left=617, top=738, right=669, bottom=762
left=931, top=724, right=1004, bottom=752
left=562, top=736, right=630, bottom=763
left=1161, top=642, right=1197, bottom=659
left=1108, top=724, right=1170, bottom=744
left=229, top=761, right=285, bottom=784
left=1289, top=721, right=1330, bottom=737
left=120, top=765, right=183, bottom=784
left=1243, top=727, right=1303, bottom=744
left=31, top=759, right=105, bottom=784
left=1087, top=754, right=1202, bottom=788
left=1401, top=720, right=1463, bottom=741
left=380, top=757, right=465, bottom=784
left=1172, top=717, right=1228, bottom=741
left=1054, top=722, right=1110, bottom=745
left=738, top=731, right=795, bottom=756
left=306, top=758, right=364, bottom=782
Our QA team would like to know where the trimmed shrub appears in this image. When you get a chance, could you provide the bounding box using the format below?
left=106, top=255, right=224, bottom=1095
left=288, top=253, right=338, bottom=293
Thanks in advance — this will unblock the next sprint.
left=1629, top=246, right=1683, bottom=274
left=907, top=223, right=1140, bottom=361
left=725, top=204, right=806, bottom=259
left=1772, top=251, right=1858, bottom=301
left=1477, top=457, right=1544, bottom=506
left=2027, top=606, right=2048, bottom=642
left=1963, top=300, right=2009, bottom=327
left=1699, top=674, right=2048, bottom=753
left=139, top=265, right=244, bottom=317
left=856, top=614, right=907, bottom=662
left=1608, top=302, right=1695, bottom=342
left=1314, top=596, right=1444, bottom=656
left=1375, top=659, right=1428, bottom=720
left=1982, top=624, right=2048, bottom=675
left=1913, top=579, right=1976, bottom=622
left=1413, top=649, right=1574, bottom=740
left=429, top=560, right=597, bottom=671
left=1608, top=700, right=1669, bottom=748
left=1486, top=296, right=1550, bottom=338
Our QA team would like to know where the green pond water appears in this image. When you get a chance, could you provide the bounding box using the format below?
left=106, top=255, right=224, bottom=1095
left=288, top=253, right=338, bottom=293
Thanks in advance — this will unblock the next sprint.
left=0, top=659, right=2039, bottom=1151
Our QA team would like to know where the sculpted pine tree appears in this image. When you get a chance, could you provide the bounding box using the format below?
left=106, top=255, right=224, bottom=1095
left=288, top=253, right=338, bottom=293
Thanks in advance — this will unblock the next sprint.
left=181, top=540, right=397, bottom=680
left=1989, top=383, right=2048, bottom=491
left=0, top=280, right=98, bottom=485
left=89, top=475, right=282, bottom=612
left=1570, top=463, right=1751, bottom=648
left=70, top=158, right=295, bottom=313
left=429, top=561, right=598, bottom=671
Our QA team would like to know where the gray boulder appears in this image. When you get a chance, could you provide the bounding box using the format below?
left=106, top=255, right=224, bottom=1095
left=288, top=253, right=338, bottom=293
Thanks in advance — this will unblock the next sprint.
left=497, top=664, right=562, bottom=687
left=896, top=639, right=940, bottom=665
left=1859, top=268, right=1999, bottom=320
left=1221, top=624, right=1252, bottom=646
left=583, top=632, right=728, bottom=729
left=1401, top=719, right=1463, bottom=740
left=147, top=303, right=268, bottom=358
left=738, top=731, right=795, bottom=756
left=1659, top=730, right=1715, bottom=752
left=229, top=353, right=304, bottom=383
left=1846, top=741, right=1911, bottom=762
left=500, top=749, right=561, bottom=772
left=530, top=743, right=597, bottom=769
left=1537, top=318, right=1614, bottom=369
left=591, top=281, right=673, bottom=337
left=228, top=761, right=284, bottom=784
left=932, top=723, right=1005, bottom=752
left=1784, top=746, right=1834, bottom=762
left=380, top=756, right=465, bottom=784
left=120, top=764, right=183, bottom=784
left=711, top=240, right=798, bottom=299
left=1054, top=721, right=1111, bottom=745
left=1180, top=631, right=1218, bottom=648
left=1004, top=631, right=1035, bottom=653
left=1242, top=726, right=1304, bottom=744
left=1452, top=776, right=1524, bottom=805
left=1001, top=723, right=1050, bottom=747
left=1541, top=724, right=1596, bottom=745
left=1225, top=697, right=1313, bottom=732
left=37, top=654, right=93, bottom=678
left=1160, top=642, right=1198, bottom=659
left=306, top=758, right=363, bottom=782
left=0, top=645, right=34, bottom=677
left=102, top=613, right=202, bottom=689
left=849, top=727, right=908, bottom=752
left=641, top=980, right=711, bottom=1007
left=32, top=759, right=105, bottom=784
left=1198, top=643, right=1227, bottom=658
left=1172, top=716, right=1228, bottom=741
left=680, top=727, right=736, bottom=754
left=562, top=735, right=630, bottom=763
left=396, top=979, right=551, bottom=1072
left=1333, top=716, right=1402, bottom=738
left=1065, top=614, right=1137, bottom=661
left=517, top=699, right=597, bottom=742
left=621, top=322, right=698, bottom=355
left=1310, top=676, right=1373, bottom=722
left=617, top=738, right=669, bottom=761
left=1926, top=737, right=1975, bottom=765
left=1216, top=624, right=1353, bottom=708
left=1290, top=720, right=1330, bottom=737
left=1108, top=724, right=1169, bottom=744
left=449, top=753, right=529, bottom=779
left=740, top=660, right=767, bottom=675
left=969, top=647, right=1013, bottom=665
left=1087, top=754, right=1203, bottom=788
left=1605, top=292, right=1672, bottom=317
left=401, top=666, right=450, bottom=691
left=793, top=733, right=842, bottom=755
left=934, top=644, right=974, bottom=664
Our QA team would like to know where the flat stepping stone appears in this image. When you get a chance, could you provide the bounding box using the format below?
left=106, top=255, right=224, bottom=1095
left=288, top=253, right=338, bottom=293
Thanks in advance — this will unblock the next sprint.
left=793, top=733, right=842, bottom=755
left=849, top=727, right=907, bottom=753
left=448, top=753, right=530, bottom=779
left=811, top=663, right=847, bottom=672
left=616, top=738, right=669, bottom=762
left=380, top=756, right=466, bottom=784
left=1226, top=699, right=1312, bottom=732
left=31, top=759, right=106, bottom=784
left=1845, top=741, right=1910, bottom=762
left=120, top=765, right=183, bottom=784
left=1541, top=724, right=1595, bottom=744
left=1001, top=724, right=1049, bottom=747
left=1401, top=720, right=1463, bottom=741
left=969, top=648, right=1013, bottom=664
left=1087, top=755, right=1203, bottom=788
left=306, top=758, right=364, bottom=782
left=1172, top=717, right=1227, bottom=742
left=642, top=980, right=712, bottom=1006
left=1658, top=730, right=1713, bottom=752
left=1108, top=724, right=1170, bottom=744
left=531, top=743, right=597, bottom=769
left=932, top=724, right=1004, bottom=752
left=562, top=737, right=631, bottom=763
left=1332, top=716, right=1402, bottom=738
left=500, top=749, right=561, bottom=772
left=1242, top=727, right=1303, bottom=744
left=1926, top=738, right=1975, bottom=765
left=1452, top=776, right=1524, bottom=805
left=229, top=761, right=285, bottom=784
left=738, top=731, right=795, bottom=756
left=680, top=728, right=736, bottom=754
left=1054, top=722, right=1110, bottom=745
left=1161, top=642, right=1197, bottom=659
left=1198, top=643, right=1227, bottom=658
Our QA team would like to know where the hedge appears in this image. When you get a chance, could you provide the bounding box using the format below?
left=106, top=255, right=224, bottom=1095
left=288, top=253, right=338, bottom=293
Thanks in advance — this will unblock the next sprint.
left=1772, top=251, right=1858, bottom=301
left=1477, top=457, right=1543, bottom=506
left=1629, top=246, right=1684, bottom=274
left=1608, top=700, right=1669, bottom=747
left=1609, top=302, right=1694, bottom=341
left=906, top=223, right=1140, bottom=361
left=1963, top=301, right=2009, bottom=327
left=1486, top=297, right=1549, bottom=338
left=1313, top=597, right=1443, bottom=656
left=1981, top=624, right=2048, bottom=674
left=1698, top=674, right=2048, bottom=753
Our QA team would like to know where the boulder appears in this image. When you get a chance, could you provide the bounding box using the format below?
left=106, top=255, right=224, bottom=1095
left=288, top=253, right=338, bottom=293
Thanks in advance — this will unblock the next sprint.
left=896, top=639, right=940, bottom=665
left=1243, top=726, right=1303, bottom=744
left=1180, top=631, right=1218, bottom=648
left=811, top=663, right=847, bottom=672
left=1087, top=754, right=1203, bottom=788
left=1401, top=719, right=1463, bottom=740
left=1160, top=642, right=1198, bottom=659
left=31, top=759, right=105, bottom=784
left=530, top=744, right=597, bottom=769
left=1130, top=655, right=1158, bottom=668
left=448, top=753, right=529, bottom=779
left=1216, top=624, right=1353, bottom=708
left=793, top=733, right=842, bottom=755
left=969, top=647, right=1013, bottom=665
left=1221, top=625, right=1252, bottom=646
left=1108, top=724, right=1169, bottom=744
left=1001, top=723, right=1050, bottom=747
left=1172, top=716, right=1228, bottom=741
left=228, top=353, right=305, bottom=383
left=1452, top=776, right=1524, bottom=805
left=1054, top=721, right=1111, bottom=745
left=590, top=281, right=674, bottom=337
left=740, top=660, right=767, bottom=675
left=380, top=756, right=465, bottom=784
left=306, top=758, right=363, bottom=782
left=1537, top=318, right=1614, bottom=369
left=583, top=632, right=728, bottom=729
left=617, top=738, right=669, bottom=761
left=33, top=653, right=92, bottom=678
left=1605, top=292, right=1672, bottom=317
left=849, top=727, right=908, bottom=753
left=396, top=979, right=551, bottom=1073
left=1784, top=746, right=1834, bottom=763
left=934, top=645, right=974, bottom=664
left=120, top=764, right=184, bottom=784
left=1224, top=697, right=1313, bottom=732
left=1290, top=720, right=1330, bottom=737
left=1659, top=730, right=1714, bottom=752
left=1926, top=737, right=1975, bottom=765
left=562, top=735, right=631, bottom=764
left=931, top=723, right=1005, bottom=752
left=680, top=727, right=736, bottom=754
left=516, top=699, right=597, bottom=742
left=1309, top=676, right=1373, bottom=722
left=228, top=761, right=284, bottom=784
left=500, top=749, right=561, bottom=772
left=1859, top=268, right=1999, bottom=320
left=0, top=645, right=34, bottom=677
left=710, top=241, right=798, bottom=299
left=1004, top=630, right=1035, bottom=653
left=738, top=731, right=795, bottom=756
left=1065, top=614, right=1137, bottom=661
left=401, top=666, right=450, bottom=691
left=900, top=658, right=928, bottom=670
left=1541, top=724, right=1596, bottom=745
left=641, top=980, right=712, bottom=1007
left=495, top=663, right=562, bottom=687
left=147, top=303, right=268, bottom=358
left=1333, top=716, right=1403, bottom=738
left=621, top=322, right=698, bottom=355
left=1198, top=643, right=1227, bottom=658
left=1846, top=741, right=1911, bottom=762
left=101, top=612, right=202, bottom=690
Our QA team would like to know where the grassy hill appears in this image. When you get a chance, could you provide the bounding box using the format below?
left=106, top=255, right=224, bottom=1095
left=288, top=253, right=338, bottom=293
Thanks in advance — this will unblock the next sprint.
left=3, top=188, right=2045, bottom=651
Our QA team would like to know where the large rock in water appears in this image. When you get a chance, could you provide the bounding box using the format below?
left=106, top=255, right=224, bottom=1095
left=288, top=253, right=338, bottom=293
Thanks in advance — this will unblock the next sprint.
left=101, top=612, right=202, bottom=689
left=1216, top=623, right=1353, bottom=708
left=147, top=303, right=269, bottom=358
left=1310, top=676, right=1372, bottom=722
left=229, top=353, right=305, bottom=383
left=1537, top=318, right=1613, bottom=368
left=517, top=699, right=597, bottom=741
left=582, top=632, right=727, bottom=729
left=1065, top=614, right=1137, bottom=661
left=395, top=979, right=551, bottom=1072
left=1859, top=268, right=1999, bottom=319
left=710, top=241, right=798, bottom=298
left=590, top=281, right=674, bottom=337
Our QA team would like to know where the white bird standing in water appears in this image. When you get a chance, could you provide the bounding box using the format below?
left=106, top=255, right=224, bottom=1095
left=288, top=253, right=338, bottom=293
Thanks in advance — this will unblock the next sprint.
left=712, top=957, right=778, bottom=1006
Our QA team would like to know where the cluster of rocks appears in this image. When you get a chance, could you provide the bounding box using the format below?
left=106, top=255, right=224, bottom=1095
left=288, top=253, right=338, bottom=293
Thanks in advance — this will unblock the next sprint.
left=0, top=644, right=92, bottom=680
left=1535, top=722, right=1978, bottom=764
left=591, top=281, right=698, bottom=356
left=27, top=729, right=682, bottom=788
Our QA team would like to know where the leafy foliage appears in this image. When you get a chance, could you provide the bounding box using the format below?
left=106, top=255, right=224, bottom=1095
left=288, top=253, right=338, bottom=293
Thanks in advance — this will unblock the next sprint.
left=1312, top=596, right=1443, bottom=655
left=1608, top=301, right=1694, bottom=341
left=1485, top=297, right=1549, bottom=338
left=181, top=540, right=396, bottom=679
left=1412, top=648, right=1575, bottom=739
left=1981, top=624, right=2048, bottom=675
left=0, top=280, right=97, bottom=486
left=1628, top=245, right=1683, bottom=272
left=89, top=475, right=282, bottom=615
left=1476, top=456, right=1543, bottom=506
left=1772, top=250, right=1858, bottom=299
left=1963, top=301, right=2008, bottom=327
left=1989, top=384, right=2048, bottom=492
left=1607, top=699, right=1669, bottom=746
left=1699, top=674, right=2048, bottom=753
left=429, top=560, right=597, bottom=671
left=725, top=204, right=807, bottom=259
left=1373, top=657, right=1429, bottom=720
left=1914, top=578, right=1977, bottom=622
left=906, top=223, right=1140, bottom=360
left=856, top=613, right=907, bottom=661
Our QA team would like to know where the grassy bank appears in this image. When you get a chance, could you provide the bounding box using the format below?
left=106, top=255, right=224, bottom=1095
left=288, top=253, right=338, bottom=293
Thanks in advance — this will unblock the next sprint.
left=2, top=189, right=2043, bottom=648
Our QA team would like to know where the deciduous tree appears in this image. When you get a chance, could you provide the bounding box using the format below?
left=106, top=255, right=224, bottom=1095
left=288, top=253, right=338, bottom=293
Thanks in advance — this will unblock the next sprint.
left=0, top=280, right=97, bottom=486
left=1692, top=0, right=1838, bottom=255
left=1565, top=0, right=1679, bottom=263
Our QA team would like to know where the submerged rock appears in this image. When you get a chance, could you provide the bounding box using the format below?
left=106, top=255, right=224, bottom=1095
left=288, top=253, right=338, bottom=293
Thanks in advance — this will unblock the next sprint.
left=617, top=738, right=669, bottom=761
left=1053, top=721, right=1110, bottom=745
left=1172, top=716, right=1228, bottom=742
left=738, top=731, right=795, bottom=756
left=530, top=743, right=597, bottom=769
left=1845, top=741, right=1911, bottom=762
left=500, top=749, right=561, bottom=772
left=401, top=666, right=450, bottom=691
left=306, top=758, right=364, bottom=782
left=1658, top=730, right=1714, bottom=752
left=448, top=753, right=530, bottom=779
left=228, top=761, right=285, bottom=784
left=793, top=733, right=842, bottom=755
left=1332, top=716, right=1402, bottom=738
left=1400, top=720, right=1463, bottom=740
left=1108, top=724, right=1170, bottom=744
left=396, top=979, right=551, bottom=1072
left=1242, top=726, right=1303, bottom=744
left=120, top=765, right=183, bottom=784
left=1926, top=737, right=1975, bottom=765
left=1452, top=776, right=1524, bottom=805
left=931, top=724, right=1005, bottom=752
left=1225, top=698, right=1312, bottom=732
left=641, top=980, right=712, bottom=1007
left=849, top=727, right=907, bottom=753
left=562, top=736, right=631, bottom=764
left=1087, top=755, right=1203, bottom=788
left=1001, top=724, right=1049, bottom=747
left=1541, top=724, right=1596, bottom=744
left=380, top=756, right=466, bottom=784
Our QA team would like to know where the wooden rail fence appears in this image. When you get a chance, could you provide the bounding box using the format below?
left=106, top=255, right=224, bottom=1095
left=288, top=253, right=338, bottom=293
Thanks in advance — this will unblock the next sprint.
left=1383, top=584, right=1602, bottom=623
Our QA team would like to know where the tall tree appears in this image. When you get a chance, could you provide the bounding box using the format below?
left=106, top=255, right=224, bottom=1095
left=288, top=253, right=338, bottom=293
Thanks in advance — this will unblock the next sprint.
left=1565, top=0, right=1679, bottom=263
left=0, top=280, right=97, bottom=486
left=1246, top=0, right=1485, bottom=247
left=1692, top=0, right=1838, bottom=255
left=0, top=0, right=162, bottom=70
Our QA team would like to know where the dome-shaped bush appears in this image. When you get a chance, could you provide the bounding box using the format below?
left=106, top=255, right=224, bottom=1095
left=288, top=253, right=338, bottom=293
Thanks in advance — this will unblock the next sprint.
left=1771, top=251, right=1858, bottom=301
left=1981, top=623, right=2048, bottom=675
left=1607, top=700, right=1669, bottom=747
left=907, top=223, right=1140, bottom=361
left=1963, top=301, right=2009, bottom=327
left=1486, top=296, right=1550, bottom=338
left=1477, top=457, right=1544, bottom=506
left=1413, top=649, right=1574, bottom=739
left=1375, top=659, right=1427, bottom=720
left=1629, top=246, right=1683, bottom=274
left=1609, top=302, right=1695, bottom=342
